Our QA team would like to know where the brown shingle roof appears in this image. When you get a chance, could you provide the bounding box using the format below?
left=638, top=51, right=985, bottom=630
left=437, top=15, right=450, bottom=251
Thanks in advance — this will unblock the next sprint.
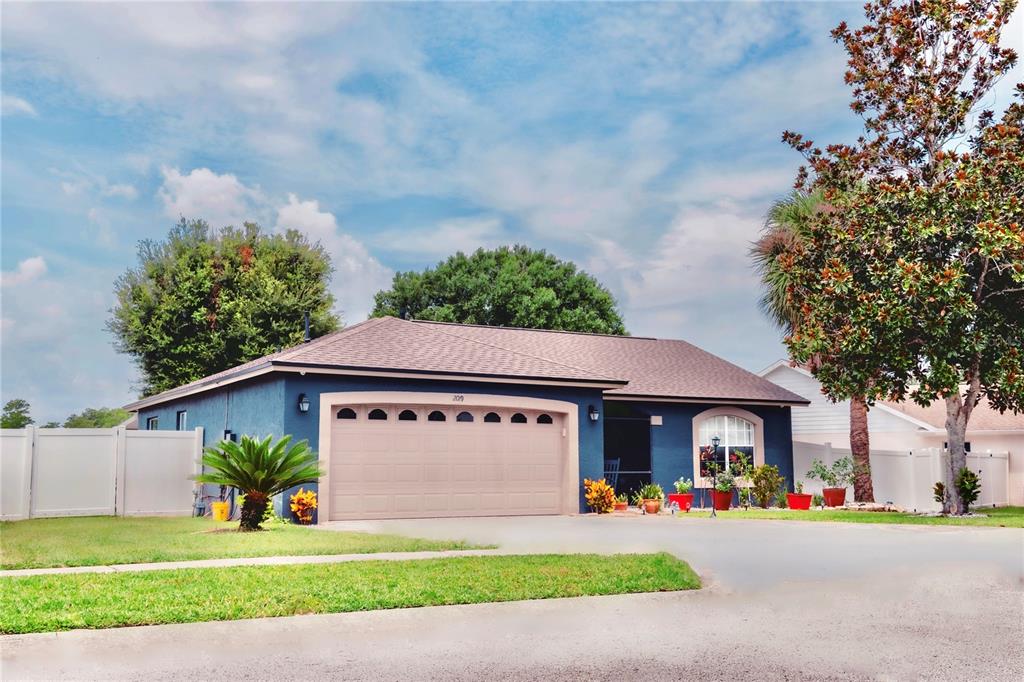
left=880, top=398, right=1024, bottom=431
left=414, top=320, right=808, bottom=404
left=128, top=316, right=808, bottom=409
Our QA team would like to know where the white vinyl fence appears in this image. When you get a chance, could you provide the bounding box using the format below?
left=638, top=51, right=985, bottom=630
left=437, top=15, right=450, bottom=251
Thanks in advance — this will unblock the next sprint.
left=793, top=441, right=1009, bottom=512
left=0, top=426, right=203, bottom=521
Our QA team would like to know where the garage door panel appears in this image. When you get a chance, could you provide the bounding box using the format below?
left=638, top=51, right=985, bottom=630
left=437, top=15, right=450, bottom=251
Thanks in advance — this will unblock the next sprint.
left=393, top=464, right=422, bottom=482
left=328, top=402, right=567, bottom=520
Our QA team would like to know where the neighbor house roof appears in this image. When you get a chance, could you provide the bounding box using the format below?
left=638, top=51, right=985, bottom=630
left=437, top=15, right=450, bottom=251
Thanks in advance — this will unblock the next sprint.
left=879, top=399, right=1024, bottom=432
left=760, top=360, right=1023, bottom=433
left=127, top=316, right=808, bottom=410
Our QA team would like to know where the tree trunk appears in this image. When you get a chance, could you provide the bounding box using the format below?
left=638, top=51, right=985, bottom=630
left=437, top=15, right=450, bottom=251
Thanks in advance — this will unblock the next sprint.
left=849, top=396, right=875, bottom=502
left=944, top=395, right=969, bottom=515
left=239, top=492, right=269, bottom=531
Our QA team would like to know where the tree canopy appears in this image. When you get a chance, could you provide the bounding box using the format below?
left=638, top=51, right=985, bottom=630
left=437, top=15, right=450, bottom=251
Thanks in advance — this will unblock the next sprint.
left=779, top=0, right=1022, bottom=513
left=63, top=407, right=131, bottom=428
left=109, top=219, right=340, bottom=396
left=1, top=399, right=33, bottom=428
left=372, top=245, right=627, bottom=335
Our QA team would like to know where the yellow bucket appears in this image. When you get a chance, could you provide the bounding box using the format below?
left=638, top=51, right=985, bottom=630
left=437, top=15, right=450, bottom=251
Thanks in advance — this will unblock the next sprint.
left=211, top=501, right=230, bottom=522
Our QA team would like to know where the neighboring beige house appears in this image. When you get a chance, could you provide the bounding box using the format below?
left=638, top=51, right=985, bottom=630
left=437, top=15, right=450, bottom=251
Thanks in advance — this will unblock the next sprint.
left=761, top=360, right=1024, bottom=506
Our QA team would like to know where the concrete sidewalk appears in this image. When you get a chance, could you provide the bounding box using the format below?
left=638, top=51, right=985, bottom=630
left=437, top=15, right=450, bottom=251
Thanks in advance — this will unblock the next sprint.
left=0, top=548, right=508, bottom=578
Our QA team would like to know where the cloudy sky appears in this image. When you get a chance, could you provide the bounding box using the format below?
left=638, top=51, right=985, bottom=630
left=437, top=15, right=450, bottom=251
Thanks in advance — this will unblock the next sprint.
left=2, top=2, right=1021, bottom=423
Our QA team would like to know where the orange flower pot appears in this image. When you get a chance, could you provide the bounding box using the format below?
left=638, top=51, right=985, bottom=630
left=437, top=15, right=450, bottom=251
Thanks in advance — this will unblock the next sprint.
left=642, top=499, right=661, bottom=515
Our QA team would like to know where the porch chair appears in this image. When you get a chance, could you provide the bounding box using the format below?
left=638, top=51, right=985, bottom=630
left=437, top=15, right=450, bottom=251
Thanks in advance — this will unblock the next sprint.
left=603, top=458, right=621, bottom=489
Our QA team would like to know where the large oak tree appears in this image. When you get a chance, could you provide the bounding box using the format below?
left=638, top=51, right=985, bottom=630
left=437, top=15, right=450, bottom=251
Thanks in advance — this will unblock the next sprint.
left=110, top=219, right=339, bottom=396
left=372, top=245, right=627, bottom=335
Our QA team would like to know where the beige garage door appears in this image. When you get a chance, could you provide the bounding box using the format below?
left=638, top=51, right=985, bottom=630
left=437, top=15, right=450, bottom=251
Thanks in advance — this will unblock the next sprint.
left=328, top=404, right=566, bottom=520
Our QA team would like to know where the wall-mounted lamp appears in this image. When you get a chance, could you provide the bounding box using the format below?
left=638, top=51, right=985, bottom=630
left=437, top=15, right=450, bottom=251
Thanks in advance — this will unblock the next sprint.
left=711, top=434, right=721, bottom=449
left=297, top=394, right=310, bottom=413
left=588, top=405, right=600, bottom=422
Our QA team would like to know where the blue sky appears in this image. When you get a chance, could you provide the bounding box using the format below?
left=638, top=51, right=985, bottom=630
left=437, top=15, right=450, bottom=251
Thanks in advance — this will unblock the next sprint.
left=2, top=2, right=1021, bottom=423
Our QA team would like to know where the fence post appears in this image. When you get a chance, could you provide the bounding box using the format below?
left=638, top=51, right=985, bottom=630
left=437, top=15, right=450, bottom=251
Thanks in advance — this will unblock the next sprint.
left=906, top=449, right=917, bottom=511
left=115, top=427, right=128, bottom=516
left=22, top=426, right=36, bottom=520
left=193, top=427, right=204, bottom=516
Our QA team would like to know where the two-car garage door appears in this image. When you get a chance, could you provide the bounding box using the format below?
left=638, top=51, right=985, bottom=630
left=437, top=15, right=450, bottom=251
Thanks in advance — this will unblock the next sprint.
left=327, top=403, right=567, bottom=520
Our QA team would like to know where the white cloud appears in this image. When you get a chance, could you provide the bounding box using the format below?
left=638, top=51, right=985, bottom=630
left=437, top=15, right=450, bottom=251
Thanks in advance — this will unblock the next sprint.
left=1, top=256, right=48, bottom=287
left=275, top=194, right=393, bottom=323
left=102, top=183, right=137, bottom=200
left=1, top=93, right=37, bottom=117
left=376, top=216, right=505, bottom=258
left=158, top=167, right=265, bottom=227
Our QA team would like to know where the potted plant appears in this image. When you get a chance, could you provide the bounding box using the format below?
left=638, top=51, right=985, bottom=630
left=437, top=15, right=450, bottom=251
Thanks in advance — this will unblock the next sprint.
left=711, top=470, right=735, bottom=511
left=786, top=481, right=813, bottom=510
left=806, top=457, right=854, bottom=507
left=632, top=483, right=665, bottom=515
left=667, top=477, right=694, bottom=512
left=613, top=492, right=629, bottom=512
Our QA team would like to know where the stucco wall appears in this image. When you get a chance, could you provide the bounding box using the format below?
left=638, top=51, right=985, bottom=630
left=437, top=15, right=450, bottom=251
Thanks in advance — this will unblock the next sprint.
left=138, top=375, right=287, bottom=513
left=138, top=371, right=797, bottom=514
left=282, top=374, right=605, bottom=513
left=634, top=401, right=795, bottom=500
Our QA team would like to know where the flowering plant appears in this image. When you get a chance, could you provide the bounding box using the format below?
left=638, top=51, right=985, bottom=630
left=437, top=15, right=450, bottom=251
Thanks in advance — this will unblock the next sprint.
left=583, top=478, right=616, bottom=514
left=673, top=477, right=693, bottom=494
left=289, top=487, right=318, bottom=525
left=713, top=470, right=735, bottom=493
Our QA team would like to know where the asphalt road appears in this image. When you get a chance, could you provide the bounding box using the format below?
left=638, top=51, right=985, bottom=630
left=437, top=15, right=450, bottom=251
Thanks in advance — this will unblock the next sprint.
left=3, top=515, right=1022, bottom=681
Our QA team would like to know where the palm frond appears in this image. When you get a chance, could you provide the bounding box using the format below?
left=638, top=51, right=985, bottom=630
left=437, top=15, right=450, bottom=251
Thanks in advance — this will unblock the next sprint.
left=195, top=434, right=321, bottom=496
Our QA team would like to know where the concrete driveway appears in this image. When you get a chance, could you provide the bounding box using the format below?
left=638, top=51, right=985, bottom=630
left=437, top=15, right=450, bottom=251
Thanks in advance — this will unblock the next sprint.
left=3, top=515, right=1022, bottom=680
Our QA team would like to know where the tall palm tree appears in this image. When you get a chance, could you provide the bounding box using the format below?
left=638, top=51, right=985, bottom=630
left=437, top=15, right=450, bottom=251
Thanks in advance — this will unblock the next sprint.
left=195, top=434, right=322, bottom=531
left=752, top=191, right=875, bottom=503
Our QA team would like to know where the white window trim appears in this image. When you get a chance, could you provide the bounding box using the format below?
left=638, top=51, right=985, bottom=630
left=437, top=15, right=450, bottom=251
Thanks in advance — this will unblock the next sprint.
left=691, top=406, right=765, bottom=488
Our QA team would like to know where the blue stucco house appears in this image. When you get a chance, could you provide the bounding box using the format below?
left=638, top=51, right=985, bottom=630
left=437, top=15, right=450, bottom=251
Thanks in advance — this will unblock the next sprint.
left=127, top=316, right=808, bottom=520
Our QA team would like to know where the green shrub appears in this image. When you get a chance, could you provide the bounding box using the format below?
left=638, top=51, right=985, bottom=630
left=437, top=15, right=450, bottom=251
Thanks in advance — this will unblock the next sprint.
left=812, top=494, right=825, bottom=507
left=954, top=468, right=981, bottom=512
left=806, top=457, right=854, bottom=488
left=750, top=464, right=783, bottom=508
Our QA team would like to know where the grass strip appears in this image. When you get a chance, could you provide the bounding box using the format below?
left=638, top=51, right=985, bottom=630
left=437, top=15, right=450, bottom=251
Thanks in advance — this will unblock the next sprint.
left=679, top=506, right=1024, bottom=527
left=0, top=516, right=480, bottom=569
left=0, top=553, right=699, bottom=634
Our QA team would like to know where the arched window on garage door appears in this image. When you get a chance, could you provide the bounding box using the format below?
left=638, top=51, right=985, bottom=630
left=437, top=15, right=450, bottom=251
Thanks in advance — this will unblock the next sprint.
left=368, top=408, right=388, bottom=421
left=510, top=412, right=528, bottom=424
left=484, top=412, right=501, bottom=423
left=537, top=413, right=553, bottom=424
left=428, top=410, right=446, bottom=422
left=336, top=408, right=357, bottom=420
left=456, top=411, right=474, bottom=422
left=398, top=409, right=418, bottom=421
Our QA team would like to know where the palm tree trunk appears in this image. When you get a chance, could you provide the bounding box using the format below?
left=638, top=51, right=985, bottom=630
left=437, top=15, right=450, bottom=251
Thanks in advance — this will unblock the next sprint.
left=239, top=492, right=269, bottom=531
left=849, top=396, right=874, bottom=502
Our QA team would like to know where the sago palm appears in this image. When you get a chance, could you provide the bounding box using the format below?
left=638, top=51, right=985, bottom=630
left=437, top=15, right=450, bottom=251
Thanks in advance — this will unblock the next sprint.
left=195, top=434, right=322, bottom=531
left=752, top=190, right=875, bottom=502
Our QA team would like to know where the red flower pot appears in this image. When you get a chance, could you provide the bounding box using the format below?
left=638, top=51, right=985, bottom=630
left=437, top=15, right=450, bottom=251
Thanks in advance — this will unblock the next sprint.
left=613, top=501, right=628, bottom=512
left=787, top=493, right=812, bottom=510
left=668, top=493, right=694, bottom=512
left=711, top=490, right=732, bottom=511
left=642, top=499, right=662, bottom=515
left=822, top=488, right=847, bottom=507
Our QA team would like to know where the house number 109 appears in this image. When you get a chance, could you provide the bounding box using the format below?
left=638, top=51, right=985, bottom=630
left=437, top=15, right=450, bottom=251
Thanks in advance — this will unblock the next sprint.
left=452, top=394, right=465, bottom=402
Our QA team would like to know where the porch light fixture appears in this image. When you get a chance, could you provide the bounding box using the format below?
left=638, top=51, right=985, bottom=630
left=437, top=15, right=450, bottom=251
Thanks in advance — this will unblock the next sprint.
left=297, top=394, right=310, bottom=413
left=588, top=405, right=599, bottom=422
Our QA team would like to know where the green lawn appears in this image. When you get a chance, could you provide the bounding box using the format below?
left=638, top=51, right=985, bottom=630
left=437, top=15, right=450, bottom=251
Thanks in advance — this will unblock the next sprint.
left=0, top=517, right=480, bottom=569
left=679, top=505, right=1024, bottom=527
left=0, top=553, right=699, bottom=634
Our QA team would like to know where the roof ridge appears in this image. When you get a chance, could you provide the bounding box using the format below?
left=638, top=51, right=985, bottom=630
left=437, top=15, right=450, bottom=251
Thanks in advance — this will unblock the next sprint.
left=414, top=318, right=623, bottom=382
left=411, top=318, right=654, bottom=341
left=276, top=317, right=386, bottom=362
